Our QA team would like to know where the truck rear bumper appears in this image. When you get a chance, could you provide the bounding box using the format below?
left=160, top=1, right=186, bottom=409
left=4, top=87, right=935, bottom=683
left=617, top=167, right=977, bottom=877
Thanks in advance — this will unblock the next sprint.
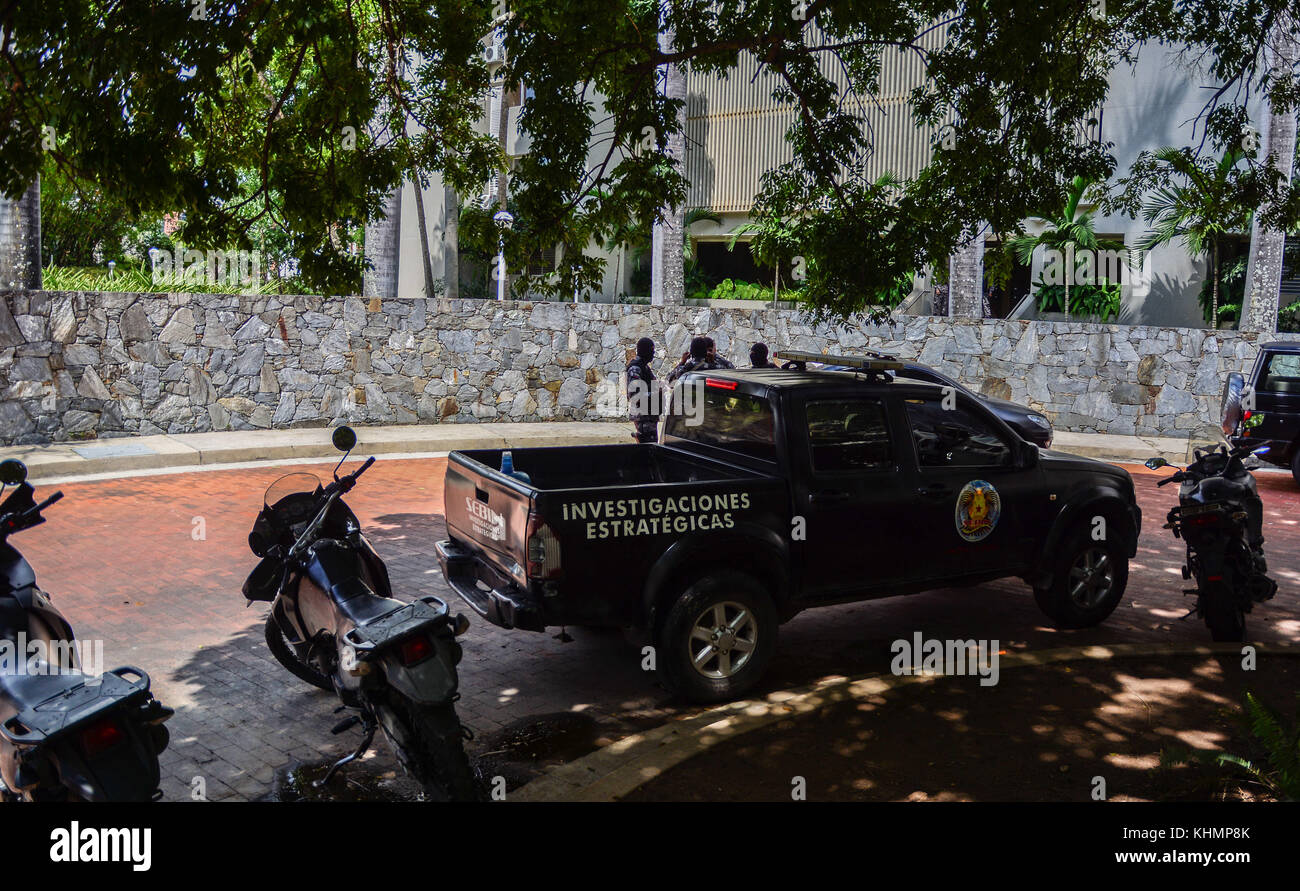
left=435, top=539, right=545, bottom=632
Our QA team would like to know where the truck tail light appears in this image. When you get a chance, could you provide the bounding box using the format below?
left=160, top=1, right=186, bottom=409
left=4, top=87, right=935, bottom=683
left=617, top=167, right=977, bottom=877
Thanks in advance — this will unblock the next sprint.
left=705, top=378, right=737, bottom=390
left=526, top=513, right=562, bottom=580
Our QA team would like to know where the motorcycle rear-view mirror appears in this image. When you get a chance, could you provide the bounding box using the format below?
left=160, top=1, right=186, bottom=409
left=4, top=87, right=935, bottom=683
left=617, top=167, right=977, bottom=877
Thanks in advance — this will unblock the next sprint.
left=331, top=426, right=357, bottom=481
left=332, top=426, right=357, bottom=453
left=1144, top=457, right=1169, bottom=470
left=1252, top=446, right=1270, bottom=456
left=0, top=459, right=27, bottom=486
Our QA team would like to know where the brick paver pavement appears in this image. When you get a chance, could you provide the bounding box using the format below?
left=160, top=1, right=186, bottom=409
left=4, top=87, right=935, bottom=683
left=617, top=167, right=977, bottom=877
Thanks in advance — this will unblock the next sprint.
left=11, top=456, right=1300, bottom=800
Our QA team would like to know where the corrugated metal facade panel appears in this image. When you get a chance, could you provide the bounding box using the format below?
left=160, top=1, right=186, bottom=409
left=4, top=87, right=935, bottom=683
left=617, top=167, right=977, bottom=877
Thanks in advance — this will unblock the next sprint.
left=685, top=27, right=948, bottom=212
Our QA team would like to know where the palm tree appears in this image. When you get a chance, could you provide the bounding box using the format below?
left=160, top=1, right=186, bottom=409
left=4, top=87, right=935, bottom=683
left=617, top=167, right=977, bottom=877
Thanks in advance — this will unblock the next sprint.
left=443, top=185, right=460, bottom=299
left=1007, top=175, right=1123, bottom=319
left=1243, top=17, right=1299, bottom=333
left=651, top=23, right=687, bottom=306
left=1137, top=148, right=1252, bottom=328
left=0, top=178, right=42, bottom=290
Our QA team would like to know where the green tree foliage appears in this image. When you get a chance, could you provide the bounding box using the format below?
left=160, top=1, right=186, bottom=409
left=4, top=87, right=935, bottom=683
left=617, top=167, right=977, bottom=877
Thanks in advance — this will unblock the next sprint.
left=1007, top=175, right=1124, bottom=319
left=4, top=1, right=1299, bottom=311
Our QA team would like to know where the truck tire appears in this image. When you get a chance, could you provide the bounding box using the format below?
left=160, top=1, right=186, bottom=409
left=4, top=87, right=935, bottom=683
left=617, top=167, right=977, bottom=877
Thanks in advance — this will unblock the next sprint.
left=656, top=571, right=777, bottom=704
left=1033, top=529, right=1128, bottom=628
left=1220, top=373, right=1245, bottom=436
left=1291, top=448, right=1300, bottom=487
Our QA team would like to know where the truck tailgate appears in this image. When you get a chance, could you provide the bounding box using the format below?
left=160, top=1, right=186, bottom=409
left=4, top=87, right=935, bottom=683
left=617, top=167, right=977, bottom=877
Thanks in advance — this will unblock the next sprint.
left=443, top=453, right=533, bottom=581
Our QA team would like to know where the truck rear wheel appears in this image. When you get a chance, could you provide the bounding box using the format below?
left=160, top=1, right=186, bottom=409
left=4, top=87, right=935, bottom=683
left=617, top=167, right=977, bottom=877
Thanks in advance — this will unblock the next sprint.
left=656, top=571, right=777, bottom=704
left=1291, top=448, right=1300, bottom=487
left=1033, top=530, right=1127, bottom=628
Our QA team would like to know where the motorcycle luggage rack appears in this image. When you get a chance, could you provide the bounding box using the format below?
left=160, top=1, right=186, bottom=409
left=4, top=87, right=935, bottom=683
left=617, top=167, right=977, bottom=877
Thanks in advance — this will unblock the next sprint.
left=0, top=666, right=153, bottom=746
left=342, top=597, right=449, bottom=656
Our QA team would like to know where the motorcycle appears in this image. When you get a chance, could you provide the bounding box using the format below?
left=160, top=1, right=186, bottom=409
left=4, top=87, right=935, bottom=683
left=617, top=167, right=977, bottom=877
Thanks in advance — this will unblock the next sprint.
left=1145, top=443, right=1278, bottom=641
left=243, top=426, right=481, bottom=800
left=0, top=459, right=173, bottom=801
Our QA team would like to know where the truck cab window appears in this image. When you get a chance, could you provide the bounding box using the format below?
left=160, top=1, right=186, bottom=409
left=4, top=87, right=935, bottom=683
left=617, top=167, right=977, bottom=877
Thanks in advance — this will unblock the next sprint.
left=806, top=400, right=891, bottom=471
left=905, top=399, right=1013, bottom=468
left=1260, top=353, right=1300, bottom=394
left=665, top=385, right=776, bottom=462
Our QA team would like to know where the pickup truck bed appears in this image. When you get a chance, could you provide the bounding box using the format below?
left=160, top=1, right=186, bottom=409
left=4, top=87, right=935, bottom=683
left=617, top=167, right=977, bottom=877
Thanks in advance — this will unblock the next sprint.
left=439, top=444, right=788, bottom=632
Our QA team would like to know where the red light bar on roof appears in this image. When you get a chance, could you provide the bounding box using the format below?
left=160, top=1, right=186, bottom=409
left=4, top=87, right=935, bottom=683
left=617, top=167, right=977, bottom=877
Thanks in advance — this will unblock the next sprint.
left=705, top=378, right=737, bottom=390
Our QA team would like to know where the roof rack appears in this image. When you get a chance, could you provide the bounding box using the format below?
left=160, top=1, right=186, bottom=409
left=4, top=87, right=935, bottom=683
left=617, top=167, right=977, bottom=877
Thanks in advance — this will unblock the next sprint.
left=774, top=350, right=904, bottom=377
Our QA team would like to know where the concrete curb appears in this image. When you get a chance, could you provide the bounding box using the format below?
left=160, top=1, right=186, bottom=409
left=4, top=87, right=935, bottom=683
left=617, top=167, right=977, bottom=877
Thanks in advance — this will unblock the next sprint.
left=0, top=424, right=1215, bottom=482
left=0, top=421, right=633, bottom=481
left=509, top=642, right=1297, bottom=802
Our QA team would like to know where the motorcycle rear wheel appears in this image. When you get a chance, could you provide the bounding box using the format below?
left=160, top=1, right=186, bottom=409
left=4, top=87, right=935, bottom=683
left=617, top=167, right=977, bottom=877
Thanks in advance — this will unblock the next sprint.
left=1200, top=585, right=1247, bottom=642
left=264, top=616, right=333, bottom=691
left=377, top=697, right=483, bottom=802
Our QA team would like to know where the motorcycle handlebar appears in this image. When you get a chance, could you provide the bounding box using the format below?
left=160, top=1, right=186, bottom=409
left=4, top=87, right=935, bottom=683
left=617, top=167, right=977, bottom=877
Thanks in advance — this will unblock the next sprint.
left=34, top=491, right=64, bottom=512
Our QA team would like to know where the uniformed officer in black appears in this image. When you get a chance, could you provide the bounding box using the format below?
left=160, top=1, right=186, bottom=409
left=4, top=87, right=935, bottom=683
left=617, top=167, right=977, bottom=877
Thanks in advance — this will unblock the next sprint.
left=706, top=337, right=735, bottom=369
left=667, top=335, right=721, bottom=383
left=627, top=337, right=660, bottom=443
left=749, top=342, right=778, bottom=369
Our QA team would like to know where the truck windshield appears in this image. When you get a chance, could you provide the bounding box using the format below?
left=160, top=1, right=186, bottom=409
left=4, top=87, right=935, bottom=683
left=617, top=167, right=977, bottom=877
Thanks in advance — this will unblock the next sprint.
left=665, top=385, right=776, bottom=462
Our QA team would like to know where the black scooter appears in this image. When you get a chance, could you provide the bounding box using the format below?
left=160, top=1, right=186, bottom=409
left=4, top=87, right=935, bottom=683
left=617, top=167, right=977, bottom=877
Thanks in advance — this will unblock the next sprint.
left=0, top=459, right=173, bottom=801
left=243, top=427, right=481, bottom=800
left=1146, top=443, right=1278, bottom=641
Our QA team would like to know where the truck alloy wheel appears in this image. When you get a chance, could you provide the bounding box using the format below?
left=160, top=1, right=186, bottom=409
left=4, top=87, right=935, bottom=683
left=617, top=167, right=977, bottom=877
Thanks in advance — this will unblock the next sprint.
left=1034, top=531, right=1127, bottom=628
left=657, top=571, right=777, bottom=704
left=688, top=601, right=758, bottom=679
left=1066, top=546, right=1115, bottom=610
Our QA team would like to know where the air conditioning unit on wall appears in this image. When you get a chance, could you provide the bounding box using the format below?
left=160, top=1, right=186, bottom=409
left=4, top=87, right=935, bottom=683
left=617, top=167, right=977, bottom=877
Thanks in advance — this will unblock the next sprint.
left=483, top=40, right=505, bottom=65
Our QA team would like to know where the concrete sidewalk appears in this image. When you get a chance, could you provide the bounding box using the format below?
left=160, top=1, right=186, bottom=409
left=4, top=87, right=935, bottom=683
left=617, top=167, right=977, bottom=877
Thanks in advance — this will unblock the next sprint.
left=0, top=422, right=1217, bottom=482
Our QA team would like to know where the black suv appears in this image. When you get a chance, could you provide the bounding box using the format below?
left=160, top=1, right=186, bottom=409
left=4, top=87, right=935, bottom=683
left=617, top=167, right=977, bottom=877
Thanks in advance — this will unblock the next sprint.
left=1223, top=341, right=1300, bottom=484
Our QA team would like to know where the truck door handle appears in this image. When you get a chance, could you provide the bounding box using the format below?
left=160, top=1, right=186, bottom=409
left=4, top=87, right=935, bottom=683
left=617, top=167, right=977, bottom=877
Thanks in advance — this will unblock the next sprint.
left=810, top=490, right=850, bottom=505
left=917, top=484, right=953, bottom=497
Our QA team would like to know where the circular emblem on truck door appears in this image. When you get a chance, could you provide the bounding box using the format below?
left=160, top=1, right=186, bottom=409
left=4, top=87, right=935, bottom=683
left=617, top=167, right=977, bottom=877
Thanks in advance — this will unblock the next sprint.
left=955, top=480, right=1001, bottom=542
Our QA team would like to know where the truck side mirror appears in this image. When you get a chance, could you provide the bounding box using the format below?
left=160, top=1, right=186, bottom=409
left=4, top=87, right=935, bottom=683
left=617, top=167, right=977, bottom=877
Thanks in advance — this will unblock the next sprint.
left=1020, top=441, right=1039, bottom=468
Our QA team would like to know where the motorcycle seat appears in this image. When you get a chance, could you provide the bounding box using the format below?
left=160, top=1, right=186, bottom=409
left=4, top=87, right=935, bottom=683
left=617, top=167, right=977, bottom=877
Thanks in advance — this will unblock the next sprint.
left=328, top=577, right=406, bottom=627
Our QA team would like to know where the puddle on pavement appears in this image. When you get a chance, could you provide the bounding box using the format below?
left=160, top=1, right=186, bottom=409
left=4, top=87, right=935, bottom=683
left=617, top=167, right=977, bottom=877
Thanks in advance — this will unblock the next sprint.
left=474, top=712, right=603, bottom=789
left=264, top=711, right=668, bottom=800
left=263, top=759, right=426, bottom=802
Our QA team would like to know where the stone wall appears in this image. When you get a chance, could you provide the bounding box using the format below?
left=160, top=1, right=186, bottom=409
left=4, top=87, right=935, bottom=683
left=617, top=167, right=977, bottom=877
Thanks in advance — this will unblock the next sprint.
left=0, top=290, right=1275, bottom=445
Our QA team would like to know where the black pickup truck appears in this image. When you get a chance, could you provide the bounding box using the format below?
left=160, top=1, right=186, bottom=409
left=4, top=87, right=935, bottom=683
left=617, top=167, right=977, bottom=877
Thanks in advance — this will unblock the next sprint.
left=1222, top=340, right=1300, bottom=485
left=437, top=353, right=1142, bottom=703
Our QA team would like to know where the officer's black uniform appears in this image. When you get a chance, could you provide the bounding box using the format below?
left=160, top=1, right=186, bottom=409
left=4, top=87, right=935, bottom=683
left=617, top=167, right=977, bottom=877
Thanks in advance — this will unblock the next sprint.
left=627, top=355, right=660, bottom=443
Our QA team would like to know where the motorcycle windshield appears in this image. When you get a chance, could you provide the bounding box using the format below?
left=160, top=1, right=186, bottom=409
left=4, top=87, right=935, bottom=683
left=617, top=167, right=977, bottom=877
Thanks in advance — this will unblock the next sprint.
left=263, top=473, right=322, bottom=513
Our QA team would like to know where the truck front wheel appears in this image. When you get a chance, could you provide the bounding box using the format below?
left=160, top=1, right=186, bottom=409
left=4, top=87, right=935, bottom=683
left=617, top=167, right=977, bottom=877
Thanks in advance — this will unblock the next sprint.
left=656, top=572, right=777, bottom=704
left=1033, top=530, right=1128, bottom=628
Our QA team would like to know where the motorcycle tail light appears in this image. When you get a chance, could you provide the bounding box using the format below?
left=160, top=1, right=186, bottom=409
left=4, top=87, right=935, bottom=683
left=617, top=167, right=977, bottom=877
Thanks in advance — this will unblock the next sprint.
left=398, top=635, right=434, bottom=666
left=80, top=717, right=125, bottom=758
left=1188, top=514, right=1219, bottom=527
